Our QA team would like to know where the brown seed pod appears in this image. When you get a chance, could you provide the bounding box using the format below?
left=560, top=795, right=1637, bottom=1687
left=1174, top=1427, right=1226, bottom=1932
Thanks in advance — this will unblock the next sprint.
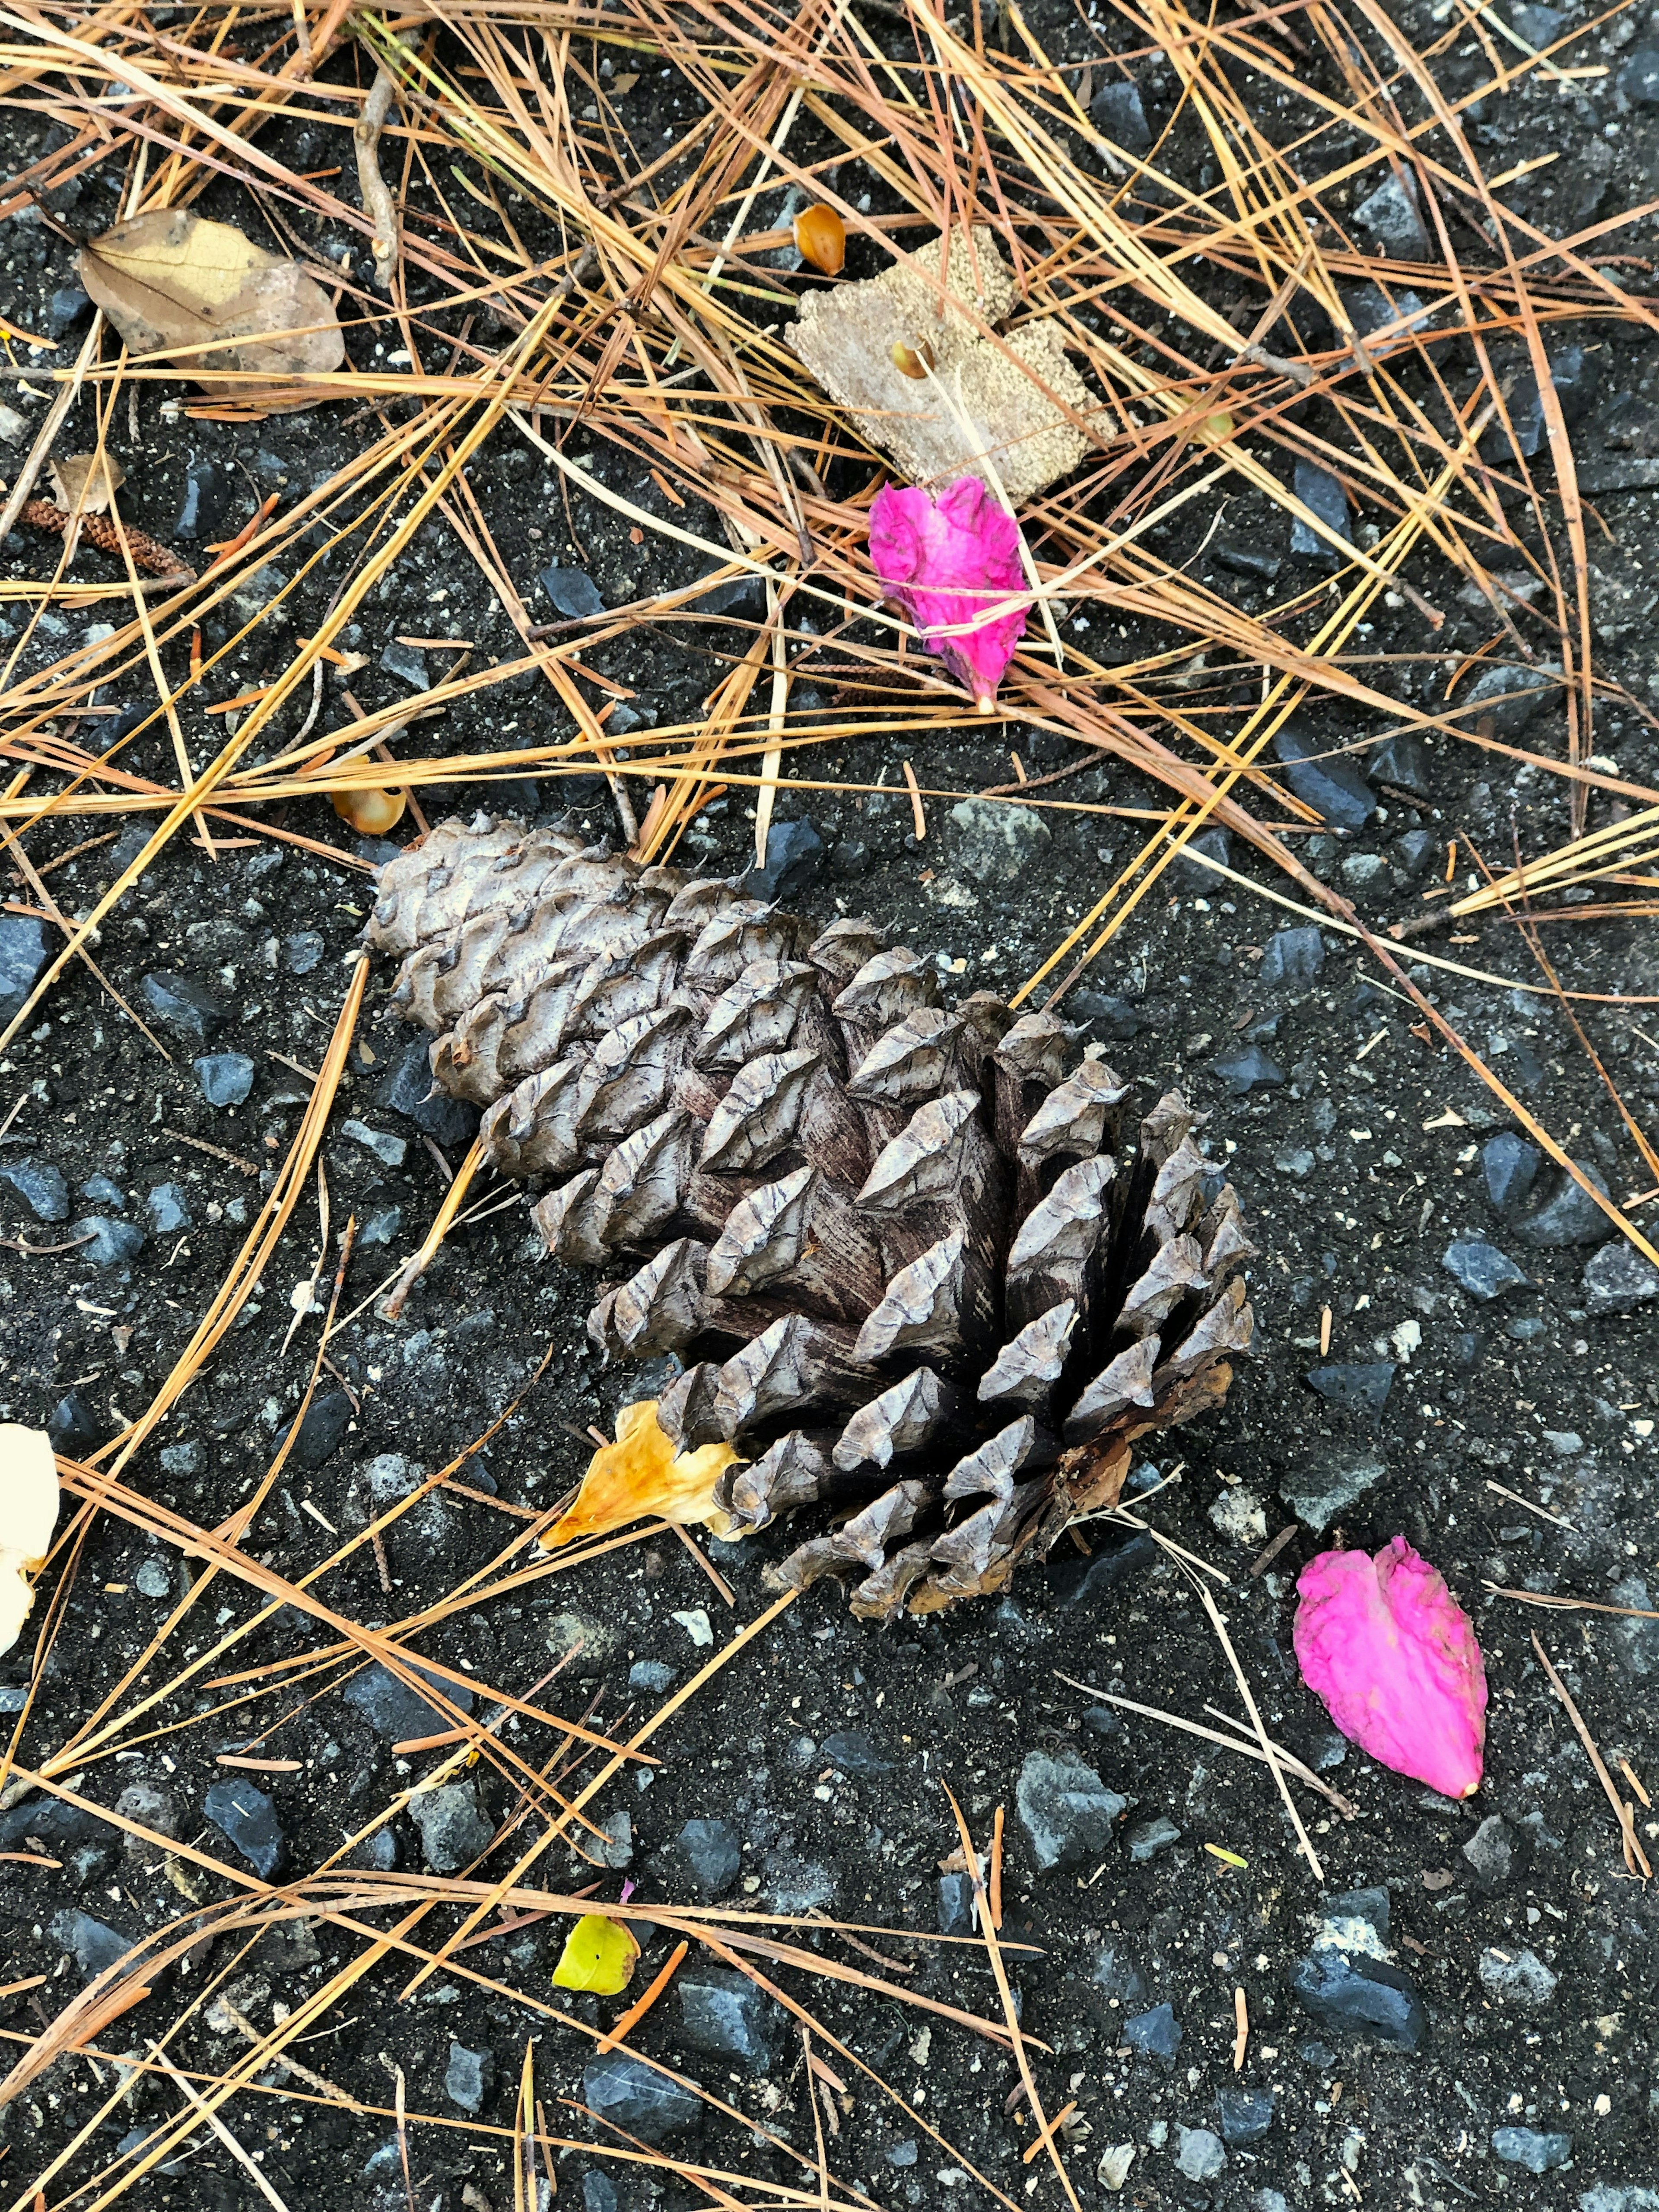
left=890, top=338, right=937, bottom=380
left=368, top=817, right=1255, bottom=1617
left=333, top=787, right=407, bottom=836
left=793, top=203, right=846, bottom=276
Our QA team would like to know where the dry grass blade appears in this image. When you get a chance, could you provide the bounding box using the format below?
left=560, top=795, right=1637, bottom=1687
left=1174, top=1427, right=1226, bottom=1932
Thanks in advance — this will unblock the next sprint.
left=1530, top=1631, right=1653, bottom=1881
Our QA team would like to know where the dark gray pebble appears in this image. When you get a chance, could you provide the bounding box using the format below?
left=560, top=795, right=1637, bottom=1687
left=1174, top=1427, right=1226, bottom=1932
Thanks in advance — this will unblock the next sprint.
left=1442, top=1239, right=1528, bottom=1300
left=1365, top=730, right=1433, bottom=800
left=1483, top=1131, right=1542, bottom=1211
left=1516, top=1161, right=1615, bottom=1248
left=817, top=1730, right=894, bottom=1777
left=1126, top=1816, right=1182, bottom=1862
left=938, top=1870, right=976, bottom=1934
left=583, top=2051, right=702, bottom=2142
left=279, top=1389, right=353, bottom=1470
left=1124, top=2002, right=1182, bottom=2063
left=410, top=1782, right=495, bottom=1872
left=0, top=1158, right=69, bottom=1221
left=49, top=1909, right=132, bottom=1980
left=380, top=640, right=430, bottom=690
left=140, top=970, right=227, bottom=1043
left=343, top=1661, right=474, bottom=1743
left=1259, top=926, right=1325, bottom=986
left=677, top=1966, right=782, bottom=2072
left=1583, top=1242, right=1659, bottom=1316
left=1090, top=77, right=1151, bottom=153
left=74, top=1216, right=144, bottom=1269
left=1271, top=724, right=1376, bottom=829
left=1212, top=1043, right=1285, bottom=1095
left=1217, top=2087, right=1275, bottom=2144
left=204, top=1779, right=287, bottom=1878
left=1305, top=1362, right=1395, bottom=1417
left=194, top=1052, right=254, bottom=1108
left=381, top=1037, right=479, bottom=1147
left=283, top=931, right=325, bottom=976
left=145, top=1183, right=192, bottom=1234
left=444, top=2040, right=493, bottom=2113
left=743, top=816, right=823, bottom=904
left=540, top=565, right=606, bottom=620
left=1492, top=2125, right=1573, bottom=2173
left=676, top=1817, right=742, bottom=1896
left=1291, top=1946, right=1425, bottom=2050
left=1290, top=459, right=1353, bottom=561
left=1016, top=1747, right=1129, bottom=1872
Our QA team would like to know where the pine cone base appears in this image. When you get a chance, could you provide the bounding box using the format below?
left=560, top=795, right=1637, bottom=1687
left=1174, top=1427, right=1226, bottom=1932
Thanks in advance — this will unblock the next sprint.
left=369, top=816, right=1255, bottom=1618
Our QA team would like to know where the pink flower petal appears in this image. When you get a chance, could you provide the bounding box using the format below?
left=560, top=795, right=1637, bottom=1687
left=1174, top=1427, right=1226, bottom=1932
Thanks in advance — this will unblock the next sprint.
left=1294, top=1536, right=1487, bottom=1798
left=869, top=477, right=1028, bottom=711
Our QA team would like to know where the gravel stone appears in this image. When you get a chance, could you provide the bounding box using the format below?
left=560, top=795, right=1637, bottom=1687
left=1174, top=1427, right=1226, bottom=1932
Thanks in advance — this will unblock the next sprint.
left=1259, top=926, right=1325, bottom=985
left=677, top=1965, right=783, bottom=2071
left=1070, top=988, right=1145, bottom=1043
left=341, top=1117, right=408, bottom=1167
left=204, top=1779, right=287, bottom=1878
left=1483, top=1131, right=1542, bottom=1211
left=1048, top=1531, right=1155, bottom=1604
left=938, top=1871, right=976, bottom=1934
left=1279, top=1446, right=1386, bottom=1532
left=1015, top=1748, right=1129, bottom=1872
left=1090, top=78, right=1151, bottom=153
left=1305, top=1362, right=1395, bottom=1417
left=133, top=1560, right=172, bottom=1599
left=1354, top=172, right=1432, bottom=258
left=1619, top=44, right=1659, bottom=99
left=1442, top=1239, right=1529, bottom=1300
left=343, top=1662, right=474, bottom=1742
left=1123, top=2002, right=1182, bottom=2063
left=380, top=1037, right=479, bottom=1147
left=380, top=640, right=430, bottom=690
left=1126, top=1816, right=1182, bottom=1862
left=743, top=816, right=823, bottom=903
left=1492, top=2125, right=1573, bottom=2173
left=283, top=930, right=325, bottom=975
left=1274, top=1147, right=1314, bottom=1178
left=444, top=2040, right=493, bottom=2113
left=49, top=1909, right=132, bottom=1980
left=173, top=457, right=231, bottom=539
left=1291, top=1946, right=1425, bottom=2048
left=1176, top=2127, right=1225, bottom=2182
left=1364, top=731, right=1433, bottom=800
left=0, top=1158, right=69, bottom=1220
left=1462, top=1814, right=1514, bottom=1886
left=1453, top=660, right=1555, bottom=737
left=1583, top=1242, right=1659, bottom=1315
left=947, top=796, right=1052, bottom=883
left=194, top=1052, right=254, bottom=1107
left=74, top=1216, right=145, bottom=1269
left=1217, top=2088, right=1275, bottom=2144
left=1289, top=460, right=1353, bottom=561
left=628, top=1659, right=676, bottom=1693
left=583, top=2051, right=702, bottom=2142
left=145, top=1182, right=192, bottom=1233
left=410, top=1783, right=495, bottom=1872
left=1089, top=1943, right=1148, bottom=2010
left=279, top=1388, right=354, bottom=1470
left=540, top=565, right=606, bottom=619
left=1516, top=1161, right=1615, bottom=1247
left=140, top=970, right=228, bottom=1042
left=1212, top=1043, right=1284, bottom=1095
left=818, top=1730, right=894, bottom=1777
left=47, top=1391, right=102, bottom=1454
left=1478, top=1945, right=1557, bottom=2007
left=1271, top=724, right=1376, bottom=827
left=677, top=1817, right=742, bottom=1896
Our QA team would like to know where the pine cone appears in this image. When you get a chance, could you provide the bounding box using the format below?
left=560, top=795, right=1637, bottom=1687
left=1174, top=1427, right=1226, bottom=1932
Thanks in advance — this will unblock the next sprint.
left=368, top=816, right=1255, bottom=1617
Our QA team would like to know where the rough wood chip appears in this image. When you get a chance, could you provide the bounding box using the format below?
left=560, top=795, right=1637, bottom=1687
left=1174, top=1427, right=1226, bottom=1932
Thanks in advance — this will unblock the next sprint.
left=789, top=228, right=1102, bottom=504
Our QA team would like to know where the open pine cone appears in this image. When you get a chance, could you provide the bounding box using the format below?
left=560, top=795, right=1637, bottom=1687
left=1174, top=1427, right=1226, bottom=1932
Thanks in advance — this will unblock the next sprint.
left=368, top=816, right=1254, bottom=1618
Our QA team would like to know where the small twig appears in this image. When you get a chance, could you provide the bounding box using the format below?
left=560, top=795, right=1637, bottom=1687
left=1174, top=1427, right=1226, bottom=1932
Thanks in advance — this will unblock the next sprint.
left=1531, top=1631, right=1652, bottom=1879
left=1232, top=1986, right=1249, bottom=2071
left=354, top=56, right=404, bottom=290
left=161, top=1127, right=259, bottom=1176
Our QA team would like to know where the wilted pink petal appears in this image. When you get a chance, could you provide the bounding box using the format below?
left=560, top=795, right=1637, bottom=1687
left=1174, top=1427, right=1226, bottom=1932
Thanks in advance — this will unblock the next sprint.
left=1294, top=1536, right=1486, bottom=1798
left=869, top=477, right=1028, bottom=711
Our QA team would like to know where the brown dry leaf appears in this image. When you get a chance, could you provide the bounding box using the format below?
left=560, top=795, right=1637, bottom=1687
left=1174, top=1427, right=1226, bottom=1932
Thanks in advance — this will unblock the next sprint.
left=790, top=228, right=1103, bottom=504
left=79, top=210, right=345, bottom=408
left=48, top=451, right=125, bottom=515
left=540, top=1399, right=739, bottom=1549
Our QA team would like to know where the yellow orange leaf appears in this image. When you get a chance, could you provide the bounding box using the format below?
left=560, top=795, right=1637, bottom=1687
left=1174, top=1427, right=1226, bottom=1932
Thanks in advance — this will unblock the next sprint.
left=542, top=1400, right=740, bottom=1548
left=552, top=1913, right=639, bottom=1996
